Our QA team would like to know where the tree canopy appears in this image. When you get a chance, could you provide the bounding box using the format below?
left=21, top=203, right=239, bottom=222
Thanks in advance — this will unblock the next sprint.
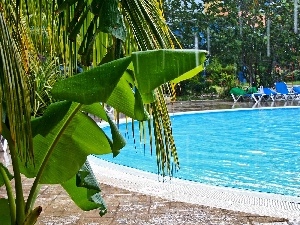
left=164, top=0, right=300, bottom=87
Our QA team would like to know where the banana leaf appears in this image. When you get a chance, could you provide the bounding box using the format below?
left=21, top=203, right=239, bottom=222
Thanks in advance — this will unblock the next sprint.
left=82, top=103, right=126, bottom=156
left=131, top=49, right=207, bottom=103
left=52, top=49, right=207, bottom=105
left=51, top=56, right=132, bottom=104
left=20, top=102, right=116, bottom=184
left=61, top=161, right=107, bottom=216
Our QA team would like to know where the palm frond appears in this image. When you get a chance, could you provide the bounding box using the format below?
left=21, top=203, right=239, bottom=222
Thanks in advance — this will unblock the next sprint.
left=151, top=87, right=179, bottom=176
left=121, top=0, right=175, bottom=49
left=0, top=11, right=33, bottom=163
left=121, top=0, right=180, bottom=174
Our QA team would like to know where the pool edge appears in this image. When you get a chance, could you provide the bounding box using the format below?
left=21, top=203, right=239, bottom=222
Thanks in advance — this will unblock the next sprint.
left=88, top=155, right=300, bottom=221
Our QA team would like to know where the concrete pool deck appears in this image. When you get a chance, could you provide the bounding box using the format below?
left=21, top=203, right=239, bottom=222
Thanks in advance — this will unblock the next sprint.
left=1, top=100, right=300, bottom=224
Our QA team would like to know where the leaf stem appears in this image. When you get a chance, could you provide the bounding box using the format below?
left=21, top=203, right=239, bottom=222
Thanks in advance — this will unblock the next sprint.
left=0, top=164, right=16, bottom=224
left=2, top=123, right=26, bottom=224
left=26, top=103, right=82, bottom=212
left=10, top=142, right=26, bottom=223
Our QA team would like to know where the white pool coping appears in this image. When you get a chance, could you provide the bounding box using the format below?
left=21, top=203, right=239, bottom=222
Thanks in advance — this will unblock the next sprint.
left=88, top=155, right=300, bottom=222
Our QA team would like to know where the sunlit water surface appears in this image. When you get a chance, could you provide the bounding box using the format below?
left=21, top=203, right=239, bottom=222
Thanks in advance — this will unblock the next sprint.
left=97, top=107, right=300, bottom=196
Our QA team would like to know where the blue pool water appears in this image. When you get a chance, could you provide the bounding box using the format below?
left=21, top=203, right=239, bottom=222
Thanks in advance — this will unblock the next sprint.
left=98, top=107, right=300, bottom=196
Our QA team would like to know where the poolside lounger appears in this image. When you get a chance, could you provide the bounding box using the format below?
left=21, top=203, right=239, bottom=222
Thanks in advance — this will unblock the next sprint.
left=293, top=86, right=300, bottom=93
left=230, top=87, right=264, bottom=103
left=230, top=87, right=248, bottom=102
left=248, top=87, right=266, bottom=103
left=292, top=86, right=300, bottom=100
left=275, top=82, right=296, bottom=100
left=260, top=87, right=279, bottom=101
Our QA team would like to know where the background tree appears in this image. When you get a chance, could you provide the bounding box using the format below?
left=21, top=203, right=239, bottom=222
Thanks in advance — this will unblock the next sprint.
left=163, top=0, right=205, bottom=49
left=204, top=0, right=300, bottom=87
left=164, top=0, right=300, bottom=95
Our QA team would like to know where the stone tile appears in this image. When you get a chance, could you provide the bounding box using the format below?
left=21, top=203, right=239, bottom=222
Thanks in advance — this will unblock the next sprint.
left=114, top=216, right=139, bottom=225
left=134, top=194, right=152, bottom=204
left=79, top=210, right=104, bottom=219
left=41, top=185, right=64, bottom=196
left=249, top=216, right=289, bottom=224
left=42, top=205, right=69, bottom=215
left=105, top=199, right=118, bottom=207
left=35, top=197, right=58, bottom=211
left=253, top=223, right=289, bottom=225
left=118, top=203, right=149, bottom=213
left=36, top=214, right=81, bottom=225
left=149, top=201, right=170, bottom=213
left=77, top=217, right=113, bottom=225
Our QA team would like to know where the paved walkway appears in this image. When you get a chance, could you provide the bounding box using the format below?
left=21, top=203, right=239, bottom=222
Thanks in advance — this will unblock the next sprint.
left=1, top=100, right=300, bottom=224
left=0, top=173, right=289, bottom=225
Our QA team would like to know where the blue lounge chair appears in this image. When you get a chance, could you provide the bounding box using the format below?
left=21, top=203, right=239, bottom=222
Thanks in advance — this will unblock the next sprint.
left=261, top=87, right=279, bottom=101
left=293, top=86, right=300, bottom=93
left=275, top=82, right=296, bottom=100
left=292, top=86, right=300, bottom=100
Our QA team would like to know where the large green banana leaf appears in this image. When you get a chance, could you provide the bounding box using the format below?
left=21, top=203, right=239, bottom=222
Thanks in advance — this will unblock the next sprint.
left=52, top=49, right=207, bottom=104
left=20, top=101, right=117, bottom=184
left=131, top=49, right=207, bottom=103
left=51, top=57, right=132, bottom=104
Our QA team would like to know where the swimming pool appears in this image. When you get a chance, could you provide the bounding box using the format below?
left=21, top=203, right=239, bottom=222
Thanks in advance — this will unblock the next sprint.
left=98, top=107, right=300, bottom=197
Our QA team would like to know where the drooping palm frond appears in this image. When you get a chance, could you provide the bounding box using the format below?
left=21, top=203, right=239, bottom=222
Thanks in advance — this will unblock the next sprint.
left=0, top=10, right=33, bottom=163
left=120, top=0, right=180, bottom=173
left=121, top=0, right=175, bottom=50
left=151, top=87, right=179, bottom=176
left=5, top=4, right=37, bottom=74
